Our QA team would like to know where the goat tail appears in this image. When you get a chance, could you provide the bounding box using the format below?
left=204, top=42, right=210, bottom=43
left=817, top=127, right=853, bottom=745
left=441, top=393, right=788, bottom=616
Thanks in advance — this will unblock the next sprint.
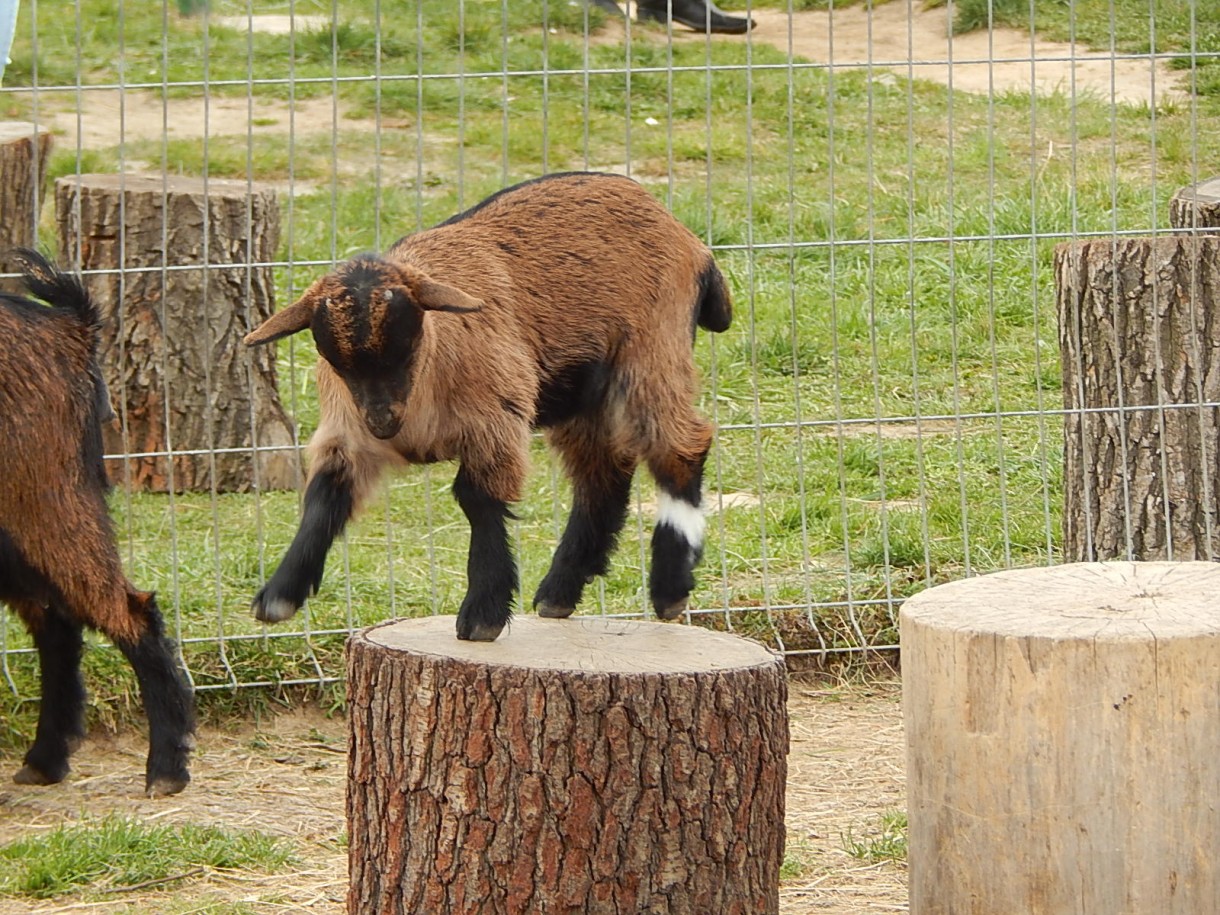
left=11, top=248, right=100, bottom=328
left=695, top=257, right=732, bottom=333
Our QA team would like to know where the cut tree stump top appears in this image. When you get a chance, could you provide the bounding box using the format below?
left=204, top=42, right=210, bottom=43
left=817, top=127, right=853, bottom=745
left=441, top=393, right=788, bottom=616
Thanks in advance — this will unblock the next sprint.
left=901, top=560, right=1220, bottom=641
left=362, top=615, right=778, bottom=675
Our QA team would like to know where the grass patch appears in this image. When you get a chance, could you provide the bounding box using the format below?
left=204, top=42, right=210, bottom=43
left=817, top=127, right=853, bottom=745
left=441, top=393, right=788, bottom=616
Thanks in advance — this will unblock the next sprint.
left=0, top=815, right=293, bottom=899
left=842, top=809, right=909, bottom=864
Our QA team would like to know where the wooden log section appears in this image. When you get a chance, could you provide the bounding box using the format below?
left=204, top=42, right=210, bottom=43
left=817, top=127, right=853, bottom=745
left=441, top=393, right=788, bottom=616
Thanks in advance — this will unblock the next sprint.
left=346, top=616, right=789, bottom=915
left=0, top=122, right=53, bottom=292
left=1170, top=175, right=1220, bottom=232
left=55, top=173, right=299, bottom=492
left=902, top=561, right=1220, bottom=915
left=1057, top=236, right=1220, bottom=561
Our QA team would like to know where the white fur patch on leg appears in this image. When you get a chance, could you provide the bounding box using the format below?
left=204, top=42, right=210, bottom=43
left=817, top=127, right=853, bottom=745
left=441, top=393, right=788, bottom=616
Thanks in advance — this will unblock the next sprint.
left=657, top=491, right=706, bottom=550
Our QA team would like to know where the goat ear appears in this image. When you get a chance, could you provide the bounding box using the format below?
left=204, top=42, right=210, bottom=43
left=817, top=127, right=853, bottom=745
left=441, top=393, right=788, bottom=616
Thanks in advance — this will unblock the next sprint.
left=412, top=277, right=484, bottom=315
left=244, top=295, right=318, bottom=346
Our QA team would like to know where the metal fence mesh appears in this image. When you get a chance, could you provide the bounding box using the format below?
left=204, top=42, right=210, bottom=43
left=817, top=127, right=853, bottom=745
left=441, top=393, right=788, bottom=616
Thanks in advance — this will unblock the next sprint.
left=0, top=0, right=1214, bottom=696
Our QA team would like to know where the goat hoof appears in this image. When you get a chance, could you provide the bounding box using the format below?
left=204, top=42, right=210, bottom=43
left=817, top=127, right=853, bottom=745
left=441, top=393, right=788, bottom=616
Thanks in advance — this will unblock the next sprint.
left=654, top=598, right=689, bottom=621
left=253, top=593, right=299, bottom=623
left=457, top=620, right=507, bottom=642
left=535, top=601, right=576, bottom=619
left=13, top=764, right=60, bottom=786
left=146, top=774, right=190, bottom=798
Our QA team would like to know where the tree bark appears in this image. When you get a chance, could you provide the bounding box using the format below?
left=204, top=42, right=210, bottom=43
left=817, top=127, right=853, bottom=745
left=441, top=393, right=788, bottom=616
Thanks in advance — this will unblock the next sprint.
left=0, top=123, right=53, bottom=293
left=55, top=173, right=300, bottom=492
left=902, top=561, right=1220, bottom=915
left=346, top=616, right=789, bottom=915
left=1169, top=176, right=1220, bottom=232
left=1056, top=236, right=1220, bottom=562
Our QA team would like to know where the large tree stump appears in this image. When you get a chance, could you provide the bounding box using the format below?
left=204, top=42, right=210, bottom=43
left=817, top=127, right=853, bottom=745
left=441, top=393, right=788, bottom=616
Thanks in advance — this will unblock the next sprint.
left=55, top=174, right=299, bottom=492
left=1057, top=236, right=1220, bottom=561
left=0, top=122, right=53, bottom=292
left=346, top=616, right=789, bottom=915
left=902, top=561, right=1220, bottom=915
left=1170, top=175, right=1220, bottom=232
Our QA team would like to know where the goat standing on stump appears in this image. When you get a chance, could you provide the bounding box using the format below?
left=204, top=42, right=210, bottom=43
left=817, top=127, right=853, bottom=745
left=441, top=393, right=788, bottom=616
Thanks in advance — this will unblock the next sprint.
left=246, top=172, right=731, bottom=641
left=0, top=250, right=195, bottom=796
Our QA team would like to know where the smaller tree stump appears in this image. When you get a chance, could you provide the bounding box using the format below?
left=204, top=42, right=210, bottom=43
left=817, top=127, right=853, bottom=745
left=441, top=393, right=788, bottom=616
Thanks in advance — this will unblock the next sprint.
left=902, top=561, right=1220, bottom=915
left=346, top=616, right=789, bottom=915
left=1170, top=176, right=1220, bottom=232
left=1057, top=236, right=1220, bottom=561
left=0, top=122, right=53, bottom=292
left=55, top=173, right=299, bottom=492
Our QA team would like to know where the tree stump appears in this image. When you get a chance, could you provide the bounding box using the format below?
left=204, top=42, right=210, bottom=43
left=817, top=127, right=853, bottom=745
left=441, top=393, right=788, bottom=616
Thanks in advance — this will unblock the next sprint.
left=346, top=616, right=789, bottom=915
left=1170, top=175, right=1220, bottom=232
left=55, top=173, right=299, bottom=492
left=0, top=122, right=53, bottom=292
left=1056, top=236, right=1220, bottom=562
left=902, top=561, right=1220, bottom=915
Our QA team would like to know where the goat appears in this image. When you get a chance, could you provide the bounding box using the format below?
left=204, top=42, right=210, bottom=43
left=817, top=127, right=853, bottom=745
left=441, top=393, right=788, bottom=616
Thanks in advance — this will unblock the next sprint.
left=245, top=172, right=732, bottom=641
left=0, top=249, right=195, bottom=796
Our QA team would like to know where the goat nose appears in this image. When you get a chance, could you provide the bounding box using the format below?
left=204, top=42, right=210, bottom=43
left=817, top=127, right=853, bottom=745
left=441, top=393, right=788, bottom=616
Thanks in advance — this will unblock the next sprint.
left=366, top=413, right=402, bottom=440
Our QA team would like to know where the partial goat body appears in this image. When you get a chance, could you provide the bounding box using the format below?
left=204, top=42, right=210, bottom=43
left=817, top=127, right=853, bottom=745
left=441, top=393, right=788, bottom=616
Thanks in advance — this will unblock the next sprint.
left=247, top=172, right=731, bottom=641
left=0, top=250, right=194, bottom=796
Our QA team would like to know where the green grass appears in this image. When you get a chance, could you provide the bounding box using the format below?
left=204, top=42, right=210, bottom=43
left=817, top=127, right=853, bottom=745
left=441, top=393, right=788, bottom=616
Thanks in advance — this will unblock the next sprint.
left=0, top=0, right=1215, bottom=729
left=842, top=809, right=909, bottom=864
left=0, top=815, right=293, bottom=899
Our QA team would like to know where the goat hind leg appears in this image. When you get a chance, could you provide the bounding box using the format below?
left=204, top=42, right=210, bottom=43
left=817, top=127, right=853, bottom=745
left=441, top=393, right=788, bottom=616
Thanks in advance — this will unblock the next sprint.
left=646, top=427, right=712, bottom=621
left=115, top=590, right=195, bottom=797
left=13, top=602, right=86, bottom=786
left=534, top=443, right=634, bottom=619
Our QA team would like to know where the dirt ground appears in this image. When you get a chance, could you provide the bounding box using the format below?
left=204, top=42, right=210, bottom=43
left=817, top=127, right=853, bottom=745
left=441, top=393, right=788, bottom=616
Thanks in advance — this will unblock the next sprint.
left=0, top=678, right=905, bottom=914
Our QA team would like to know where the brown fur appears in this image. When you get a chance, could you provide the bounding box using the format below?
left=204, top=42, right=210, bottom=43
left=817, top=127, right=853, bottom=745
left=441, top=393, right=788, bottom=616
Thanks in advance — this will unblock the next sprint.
left=0, top=304, right=145, bottom=643
left=247, top=173, right=731, bottom=636
left=252, top=172, right=727, bottom=506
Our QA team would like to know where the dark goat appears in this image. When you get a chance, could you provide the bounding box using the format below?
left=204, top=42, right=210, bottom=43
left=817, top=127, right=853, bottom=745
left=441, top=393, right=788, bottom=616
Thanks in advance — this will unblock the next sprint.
left=0, top=249, right=194, bottom=796
left=245, top=172, right=732, bottom=641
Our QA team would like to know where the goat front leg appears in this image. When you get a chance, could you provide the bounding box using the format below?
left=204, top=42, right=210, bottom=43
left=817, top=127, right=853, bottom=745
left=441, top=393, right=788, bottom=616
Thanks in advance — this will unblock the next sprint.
left=453, top=465, right=519, bottom=642
left=252, top=441, right=380, bottom=622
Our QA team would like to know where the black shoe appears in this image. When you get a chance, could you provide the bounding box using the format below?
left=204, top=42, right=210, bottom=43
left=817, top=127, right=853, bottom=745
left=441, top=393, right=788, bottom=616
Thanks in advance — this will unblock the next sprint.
left=636, top=0, right=754, bottom=34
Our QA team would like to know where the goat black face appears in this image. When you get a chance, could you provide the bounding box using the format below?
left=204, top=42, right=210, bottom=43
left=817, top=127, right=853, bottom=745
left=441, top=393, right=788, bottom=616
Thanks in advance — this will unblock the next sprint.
left=310, top=286, right=424, bottom=441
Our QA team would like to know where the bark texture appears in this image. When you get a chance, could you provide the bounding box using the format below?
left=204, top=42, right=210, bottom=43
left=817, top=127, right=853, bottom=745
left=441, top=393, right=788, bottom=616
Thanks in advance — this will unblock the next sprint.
left=55, top=173, right=299, bottom=492
left=1057, top=236, right=1220, bottom=561
left=346, top=616, right=789, bottom=915
left=1169, top=176, right=1220, bottom=232
left=0, top=123, right=53, bottom=293
left=902, top=561, right=1220, bottom=915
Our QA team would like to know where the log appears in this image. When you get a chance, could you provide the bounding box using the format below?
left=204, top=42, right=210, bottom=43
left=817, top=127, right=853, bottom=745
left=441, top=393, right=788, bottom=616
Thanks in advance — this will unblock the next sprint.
left=902, top=561, right=1220, bottom=915
left=0, top=122, right=53, bottom=292
left=346, top=616, right=789, bottom=915
left=1056, top=236, right=1220, bottom=561
left=55, top=173, right=299, bottom=492
left=1169, top=175, right=1220, bottom=232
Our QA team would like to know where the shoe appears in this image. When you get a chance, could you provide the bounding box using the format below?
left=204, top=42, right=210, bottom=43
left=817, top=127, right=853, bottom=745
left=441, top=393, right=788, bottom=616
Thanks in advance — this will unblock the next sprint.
left=636, top=0, right=754, bottom=34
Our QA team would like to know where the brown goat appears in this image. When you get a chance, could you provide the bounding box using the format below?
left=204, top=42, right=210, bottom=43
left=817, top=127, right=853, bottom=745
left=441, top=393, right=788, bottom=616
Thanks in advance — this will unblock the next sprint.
left=245, top=172, right=731, bottom=641
left=0, top=249, right=195, bottom=796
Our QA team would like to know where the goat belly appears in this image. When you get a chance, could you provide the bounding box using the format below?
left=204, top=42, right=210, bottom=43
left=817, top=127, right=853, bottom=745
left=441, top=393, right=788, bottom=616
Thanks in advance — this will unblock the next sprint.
left=534, top=359, right=614, bottom=428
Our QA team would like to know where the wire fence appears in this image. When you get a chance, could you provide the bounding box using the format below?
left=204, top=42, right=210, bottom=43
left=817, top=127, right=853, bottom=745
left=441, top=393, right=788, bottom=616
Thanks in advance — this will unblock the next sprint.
left=0, top=0, right=1215, bottom=698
